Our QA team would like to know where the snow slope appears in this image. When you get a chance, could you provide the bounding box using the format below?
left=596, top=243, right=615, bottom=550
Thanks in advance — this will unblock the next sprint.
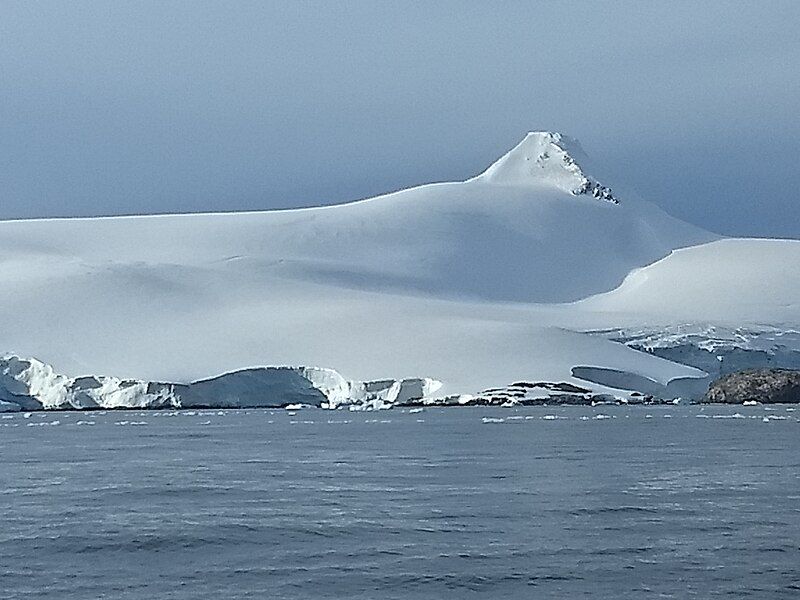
left=580, top=238, right=800, bottom=322
left=0, top=131, right=797, bottom=407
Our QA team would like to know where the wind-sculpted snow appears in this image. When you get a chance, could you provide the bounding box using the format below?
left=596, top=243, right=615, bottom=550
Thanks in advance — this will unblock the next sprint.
left=579, top=239, right=800, bottom=322
left=570, top=366, right=709, bottom=400
left=0, top=132, right=797, bottom=401
left=0, top=354, right=442, bottom=412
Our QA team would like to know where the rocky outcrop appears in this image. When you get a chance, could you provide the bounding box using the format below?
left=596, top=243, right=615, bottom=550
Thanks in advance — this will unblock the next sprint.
left=704, top=369, right=800, bottom=404
left=403, top=380, right=641, bottom=407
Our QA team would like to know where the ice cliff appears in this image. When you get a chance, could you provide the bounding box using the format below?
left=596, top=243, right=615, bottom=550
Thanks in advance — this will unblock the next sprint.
left=0, top=354, right=442, bottom=412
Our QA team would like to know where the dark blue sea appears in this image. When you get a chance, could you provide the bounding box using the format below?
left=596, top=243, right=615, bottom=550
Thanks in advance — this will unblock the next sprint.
left=2, top=405, right=799, bottom=599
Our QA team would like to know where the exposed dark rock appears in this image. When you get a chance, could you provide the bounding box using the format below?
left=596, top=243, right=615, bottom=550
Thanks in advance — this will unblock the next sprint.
left=509, top=381, right=592, bottom=394
left=518, top=394, right=592, bottom=406
left=545, top=382, right=592, bottom=394
left=704, top=369, right=800, bottom=404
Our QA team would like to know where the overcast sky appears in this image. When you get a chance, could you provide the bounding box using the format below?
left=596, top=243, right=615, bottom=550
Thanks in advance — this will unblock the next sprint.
left=2, top=1, right=799, bottom=237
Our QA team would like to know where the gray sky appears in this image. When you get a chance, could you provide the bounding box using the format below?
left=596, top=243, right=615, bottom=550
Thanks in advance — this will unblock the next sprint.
left=2, top=1, right=799, bottom=237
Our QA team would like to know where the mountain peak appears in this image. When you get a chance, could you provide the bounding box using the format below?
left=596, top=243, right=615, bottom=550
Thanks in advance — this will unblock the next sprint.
left=472, top=131, right=618, bottom=203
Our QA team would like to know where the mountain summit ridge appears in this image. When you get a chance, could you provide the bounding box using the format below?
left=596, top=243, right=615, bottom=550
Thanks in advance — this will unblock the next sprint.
left=472, top=131, right=618, bottom=203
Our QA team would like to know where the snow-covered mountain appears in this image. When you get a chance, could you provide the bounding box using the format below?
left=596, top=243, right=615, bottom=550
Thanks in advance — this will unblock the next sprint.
left=2, top=131, right=798, bottom=410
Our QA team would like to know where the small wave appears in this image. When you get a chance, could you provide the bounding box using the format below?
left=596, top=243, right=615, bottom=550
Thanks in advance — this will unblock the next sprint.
left=711, top=413, right=746, bottom=419
left=572, top=506, right=658, bottom=516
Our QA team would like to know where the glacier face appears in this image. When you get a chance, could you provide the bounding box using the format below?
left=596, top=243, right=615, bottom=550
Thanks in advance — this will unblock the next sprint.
left=0, top=131, right=798, bottom=405
left=0, top=354, right=443, bottom=412
left=0, top=352, right=697, bottom=412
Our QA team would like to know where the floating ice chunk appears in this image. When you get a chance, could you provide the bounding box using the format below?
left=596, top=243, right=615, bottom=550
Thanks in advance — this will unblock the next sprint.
left=709, top=413, right=746, bottom=419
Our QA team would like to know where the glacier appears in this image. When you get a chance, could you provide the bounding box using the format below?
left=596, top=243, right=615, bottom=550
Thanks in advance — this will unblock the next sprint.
left=0, top=354, right=443, bottom=412
left=1, top=131, right=798, bottom=409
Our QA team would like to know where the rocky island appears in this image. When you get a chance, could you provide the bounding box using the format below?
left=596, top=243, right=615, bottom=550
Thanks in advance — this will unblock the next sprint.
left=704, top=369, right=800, bottom=404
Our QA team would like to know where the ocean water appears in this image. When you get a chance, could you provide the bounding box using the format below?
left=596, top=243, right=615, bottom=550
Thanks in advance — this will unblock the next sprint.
left=1, top=405, right=799, bottom=599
